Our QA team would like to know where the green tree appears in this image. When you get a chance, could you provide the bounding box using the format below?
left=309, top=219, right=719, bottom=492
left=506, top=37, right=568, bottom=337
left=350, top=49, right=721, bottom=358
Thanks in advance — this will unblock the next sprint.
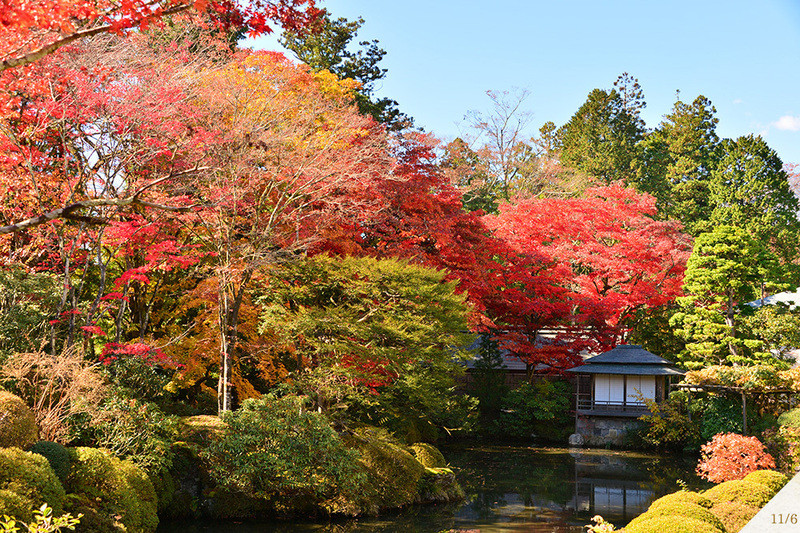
left=256, top=255, right=474, bottom=436
left=557, top=77, right=645, bottom=184
left=709, top=134, right=800, bottom=264
left=633, top=94, right=719, bottom=233
left=672, top=225, right=785, bottom=367
left=280, top=13, right=409, bottom=129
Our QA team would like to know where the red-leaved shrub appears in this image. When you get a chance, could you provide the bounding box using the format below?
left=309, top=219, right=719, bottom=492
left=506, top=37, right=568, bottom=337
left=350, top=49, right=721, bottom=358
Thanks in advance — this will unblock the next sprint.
left=697, top=432, right=776, bottom=482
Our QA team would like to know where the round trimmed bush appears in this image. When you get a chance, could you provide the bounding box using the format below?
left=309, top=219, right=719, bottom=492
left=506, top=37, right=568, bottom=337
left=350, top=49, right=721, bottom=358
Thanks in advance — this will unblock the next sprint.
left=704, top=479, right=773, bottom=508
left=0, top=447, right=64, bottom=515
left=648, top=490, right=713, bottom=510
left=64, top=447, right=158, bottom=533
left=709, top=500, right=760, bottom=533
left=410, top=443, right=446, bottom=468
left=742, top=469, right=787, bottom=496
left=0, top=489, right=34, bottom=523
left=29, top=441, right=71, bottom=482
left=626, top=502, right=725, bottom=532
left=777, top=407, right=800, bottom=428
left=0, top=391, right=38, bottom=449
left=625, top=515, right=723, bottom=533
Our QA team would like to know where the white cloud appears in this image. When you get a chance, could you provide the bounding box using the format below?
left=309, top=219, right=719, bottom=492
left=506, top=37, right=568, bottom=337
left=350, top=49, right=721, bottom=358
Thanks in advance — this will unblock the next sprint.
left=774, top=115, right=800, bottom=131
left=733, top=98, right=743, bottom=104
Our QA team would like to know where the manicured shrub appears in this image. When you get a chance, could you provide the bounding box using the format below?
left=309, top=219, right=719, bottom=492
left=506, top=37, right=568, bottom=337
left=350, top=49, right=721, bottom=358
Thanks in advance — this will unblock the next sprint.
left=625, top=515, right=723, bottom=533
left=0, top=391, right=38, bottom=449
left=704, top=479, right=773, bottom=508
left=626, top=501, right=725, bottom=532
left=0, top=448, right=64, bottom=515
left=697, top=433, right=775, bottom=482
left=64, top=447, right=158, bottom=533
left=29, top=441, right=71, bottom=482
left=742, top=469, right=787, bottom=497
left=777, top=407, right=800, bottom=428
left=0, top=489, right=34, bottom=523
left=708, top=500, right=760, bottom=533
left=410, top=443, right=446, bottom=468
left=647, top=490, right=712, bottom=510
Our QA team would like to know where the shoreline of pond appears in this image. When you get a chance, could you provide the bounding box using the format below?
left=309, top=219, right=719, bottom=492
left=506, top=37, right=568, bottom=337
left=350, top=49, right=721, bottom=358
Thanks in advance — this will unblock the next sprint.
left=158, top=442, right=708, bottom=533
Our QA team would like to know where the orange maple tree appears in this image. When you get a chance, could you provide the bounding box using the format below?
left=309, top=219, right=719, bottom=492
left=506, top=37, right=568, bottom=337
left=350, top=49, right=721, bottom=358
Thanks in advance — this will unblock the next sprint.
left=697, top=432, right=776, bottom=482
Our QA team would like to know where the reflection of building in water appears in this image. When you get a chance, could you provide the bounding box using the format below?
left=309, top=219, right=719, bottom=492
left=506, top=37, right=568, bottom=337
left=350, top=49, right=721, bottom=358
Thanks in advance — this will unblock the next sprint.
left=567, top=451, right=655, bottom=524
left=568, top=478, right=654, bottom=523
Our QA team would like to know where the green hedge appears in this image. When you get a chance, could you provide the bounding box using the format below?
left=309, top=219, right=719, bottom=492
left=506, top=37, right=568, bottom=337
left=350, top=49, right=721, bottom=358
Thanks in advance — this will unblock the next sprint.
left=0, top=391, right=38, bottom=449
left=647, top=490, right=713, bottom=510
left=29, top=441, right=71, bottom=482
left=0, top=447, right=64, bottom=516
left=742, top=469, right=787, bottom=496
left=626, top=501, right=725, bottom=532
left=625, top=515, right=724, bottom=533
left=709, top=500, right=760, bottom=533
left=64, top=447, right=158, bottom=533
left=0, top=489, right=35, bottom=523
left=704, top=479, right=773, bottom=508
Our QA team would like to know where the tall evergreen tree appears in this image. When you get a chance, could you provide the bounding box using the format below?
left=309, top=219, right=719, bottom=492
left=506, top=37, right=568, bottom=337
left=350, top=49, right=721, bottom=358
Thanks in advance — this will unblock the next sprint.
left=557, top=76, right=646, bottom=184
left=280, top=13, right=409, bottom=129
left=709, top=134, right=800, bottom=264
left=633, top=94, right=719, bottom=234
left=672, top=225, right=785, bottom=368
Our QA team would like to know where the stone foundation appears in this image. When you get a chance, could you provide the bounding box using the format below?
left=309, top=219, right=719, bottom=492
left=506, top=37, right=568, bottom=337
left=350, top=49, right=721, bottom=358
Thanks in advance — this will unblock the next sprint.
left=574, top=416, right=643, bottom=447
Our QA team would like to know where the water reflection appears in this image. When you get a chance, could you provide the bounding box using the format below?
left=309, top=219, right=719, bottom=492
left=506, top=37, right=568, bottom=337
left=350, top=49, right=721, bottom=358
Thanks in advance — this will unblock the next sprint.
left=158, top=445, right=706, bottom=533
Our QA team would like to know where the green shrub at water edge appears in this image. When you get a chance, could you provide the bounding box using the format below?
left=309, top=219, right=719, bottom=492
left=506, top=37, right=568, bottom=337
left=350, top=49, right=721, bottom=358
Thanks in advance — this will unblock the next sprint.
left=742, top=469, right=787, bottom=496
left=626, top=501, right=725, bottom=532
left=495, top=380, right=572, bottom=441
left=64, top=447, right=157, bottom=533
left=410, top=443, right=446, bottom=468
left=344, top=427, right=426, bottom=513
left=709, top=500, right=760, bottom=533
left=647, top=490, right=713, bottom=510
left=0, top=391, right=38, bottom=450
left=703, top=479, right=773, bottom=508
left=29, top=442, right=71, bottom=483
left=625, top=515, right=724, bottom=533
left=204, top=395, right=367, bottom=514
left=0, top=448, right=64, bottom=516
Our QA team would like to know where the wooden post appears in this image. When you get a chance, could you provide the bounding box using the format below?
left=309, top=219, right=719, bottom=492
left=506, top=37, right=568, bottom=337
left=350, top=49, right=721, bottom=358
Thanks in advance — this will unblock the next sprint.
left=741, top=391, right=747, bottom=435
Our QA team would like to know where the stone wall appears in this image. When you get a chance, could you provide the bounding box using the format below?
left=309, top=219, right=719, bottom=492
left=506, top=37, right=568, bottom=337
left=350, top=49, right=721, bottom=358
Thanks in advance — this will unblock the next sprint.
left=574, top=415, right=643, bottom=447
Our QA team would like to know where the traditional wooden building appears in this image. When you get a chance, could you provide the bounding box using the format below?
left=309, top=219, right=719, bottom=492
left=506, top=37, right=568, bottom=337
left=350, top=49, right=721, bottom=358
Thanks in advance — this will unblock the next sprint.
left=566, top=344, right=684, bottom=446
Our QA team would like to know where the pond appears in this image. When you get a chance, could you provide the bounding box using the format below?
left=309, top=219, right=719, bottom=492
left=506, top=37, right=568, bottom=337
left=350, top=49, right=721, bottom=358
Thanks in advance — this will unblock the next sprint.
left=159, top=443, right=707, bottom=533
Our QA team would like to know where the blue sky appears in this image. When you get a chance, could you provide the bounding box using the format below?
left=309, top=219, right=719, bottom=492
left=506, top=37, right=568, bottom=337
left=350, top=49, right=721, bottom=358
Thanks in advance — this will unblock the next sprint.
left=250, top=0, right=800, bottom=165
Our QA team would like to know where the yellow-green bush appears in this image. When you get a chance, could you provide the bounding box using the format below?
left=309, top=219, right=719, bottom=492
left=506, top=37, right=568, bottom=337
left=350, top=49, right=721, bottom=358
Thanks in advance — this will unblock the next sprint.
left=344, top=428, right=426, bottom=513
left=0, top=489, right=34, bottom=523
left=742, top=469, right=787, bottom=496
left=410, top=443, right=446, bottom=468
left=625, top=515, right=724, bottom=533
left=709, top=500, right=760, bottom=533
left=626, top=501, right=725, bottom=532
left=64, top=447, right=158, bottom=533
left=704, top=479, right=773, bottom=508
left=647, top=490, right=713, bottom=510
left=176, top=415, right=226, bottom=446
left=0, top=391, right=38, bottom=449
left=0, top=448, right=64, bottom=516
